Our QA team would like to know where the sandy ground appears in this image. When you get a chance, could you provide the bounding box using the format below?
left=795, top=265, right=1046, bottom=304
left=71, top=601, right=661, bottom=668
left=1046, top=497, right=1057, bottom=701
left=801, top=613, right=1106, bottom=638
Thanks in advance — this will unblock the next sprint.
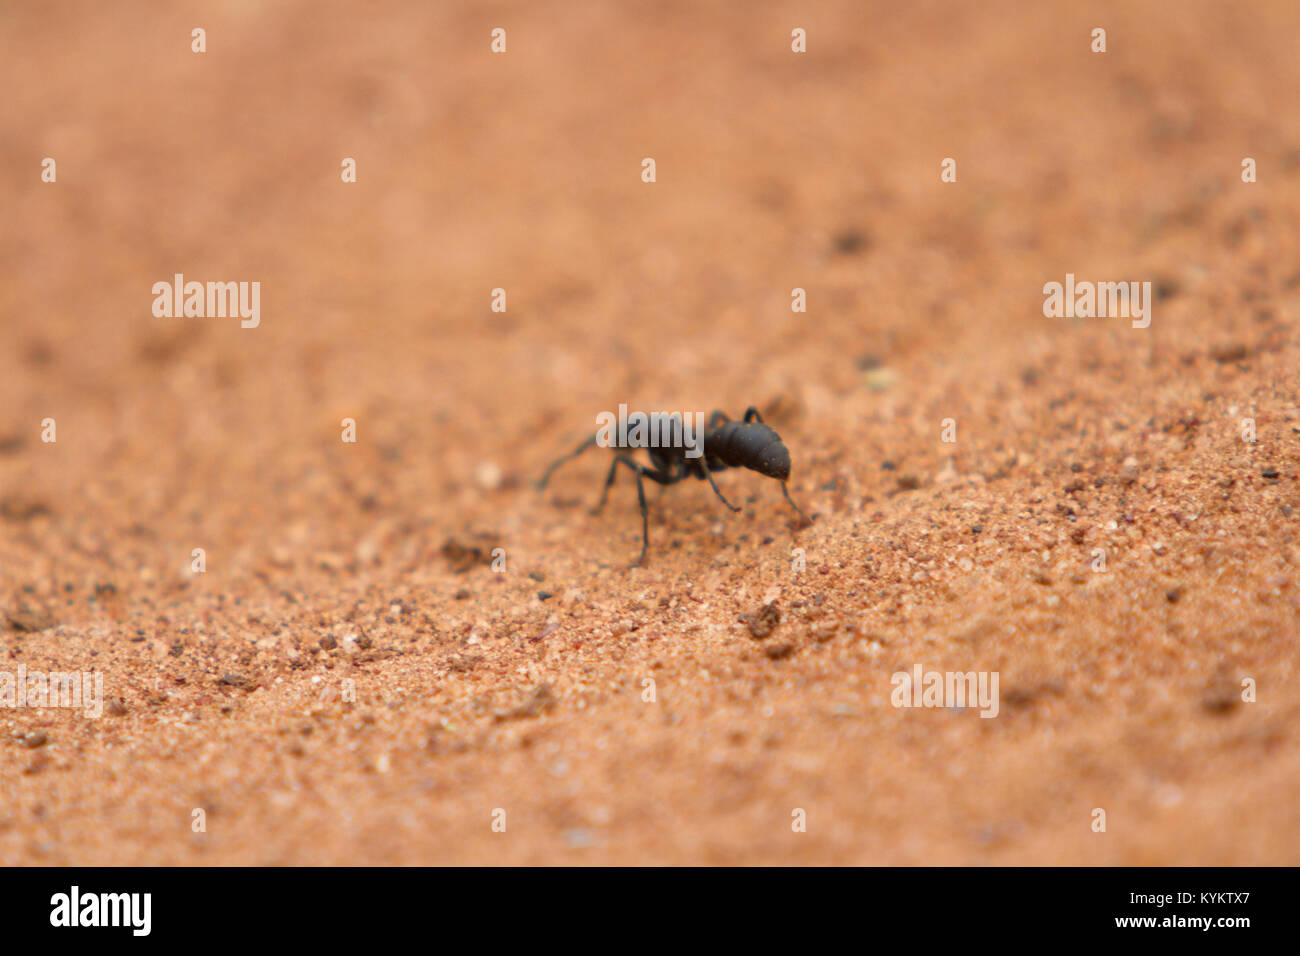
left=2, top=0, right=1298, bottom=865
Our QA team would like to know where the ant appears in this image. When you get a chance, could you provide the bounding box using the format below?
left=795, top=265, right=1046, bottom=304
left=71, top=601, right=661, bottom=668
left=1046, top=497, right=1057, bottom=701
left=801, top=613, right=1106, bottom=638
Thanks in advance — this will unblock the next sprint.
left=537, top=406, right=809, bottom=565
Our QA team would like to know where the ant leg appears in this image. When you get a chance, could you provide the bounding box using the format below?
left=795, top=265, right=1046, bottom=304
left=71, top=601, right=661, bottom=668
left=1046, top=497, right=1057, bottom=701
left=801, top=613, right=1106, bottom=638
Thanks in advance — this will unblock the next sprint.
left=537, top=434, right=598, bottom=490
left=591, top=456, right=620, bottom=514
left=613, top=457, right=655, bottom=565
left=607, top=458, right=679, bottom=564
left=743, top=407, right=763, bottom=423
left=781, top=482, right=810, bottom=525
left=699, top=456, right=742, bottom=512
left=633, top=468, right=650, bottom=565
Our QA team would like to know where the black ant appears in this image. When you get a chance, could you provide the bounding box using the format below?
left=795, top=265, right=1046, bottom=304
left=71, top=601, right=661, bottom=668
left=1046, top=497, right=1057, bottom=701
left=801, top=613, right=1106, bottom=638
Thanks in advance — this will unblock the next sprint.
left=537, top=406, right=809, bottom=565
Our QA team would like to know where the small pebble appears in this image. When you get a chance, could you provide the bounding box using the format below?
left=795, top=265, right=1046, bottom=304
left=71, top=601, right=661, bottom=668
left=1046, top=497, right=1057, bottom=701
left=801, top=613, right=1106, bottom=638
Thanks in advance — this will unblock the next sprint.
left=742, top=602, right=781, bottom=639
left=565, top=828, right=596, bottom=848
left=474, top=462, right=504, bottom=491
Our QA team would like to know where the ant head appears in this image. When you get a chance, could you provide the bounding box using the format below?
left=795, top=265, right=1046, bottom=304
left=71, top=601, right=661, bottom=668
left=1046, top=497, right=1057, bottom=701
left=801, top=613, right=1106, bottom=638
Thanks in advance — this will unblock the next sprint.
left=753, top=435, right=791, bottom=481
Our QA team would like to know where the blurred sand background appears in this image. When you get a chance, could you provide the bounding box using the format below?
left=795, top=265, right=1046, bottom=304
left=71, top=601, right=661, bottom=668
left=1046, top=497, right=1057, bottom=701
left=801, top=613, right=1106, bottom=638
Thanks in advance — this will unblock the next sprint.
left=1, top=0, right=1298, bottom=863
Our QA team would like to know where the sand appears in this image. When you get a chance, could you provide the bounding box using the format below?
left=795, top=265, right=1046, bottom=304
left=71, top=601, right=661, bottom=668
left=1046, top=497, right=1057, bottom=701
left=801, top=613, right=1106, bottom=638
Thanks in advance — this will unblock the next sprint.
left=1, top=0, right=1297, bottom=864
